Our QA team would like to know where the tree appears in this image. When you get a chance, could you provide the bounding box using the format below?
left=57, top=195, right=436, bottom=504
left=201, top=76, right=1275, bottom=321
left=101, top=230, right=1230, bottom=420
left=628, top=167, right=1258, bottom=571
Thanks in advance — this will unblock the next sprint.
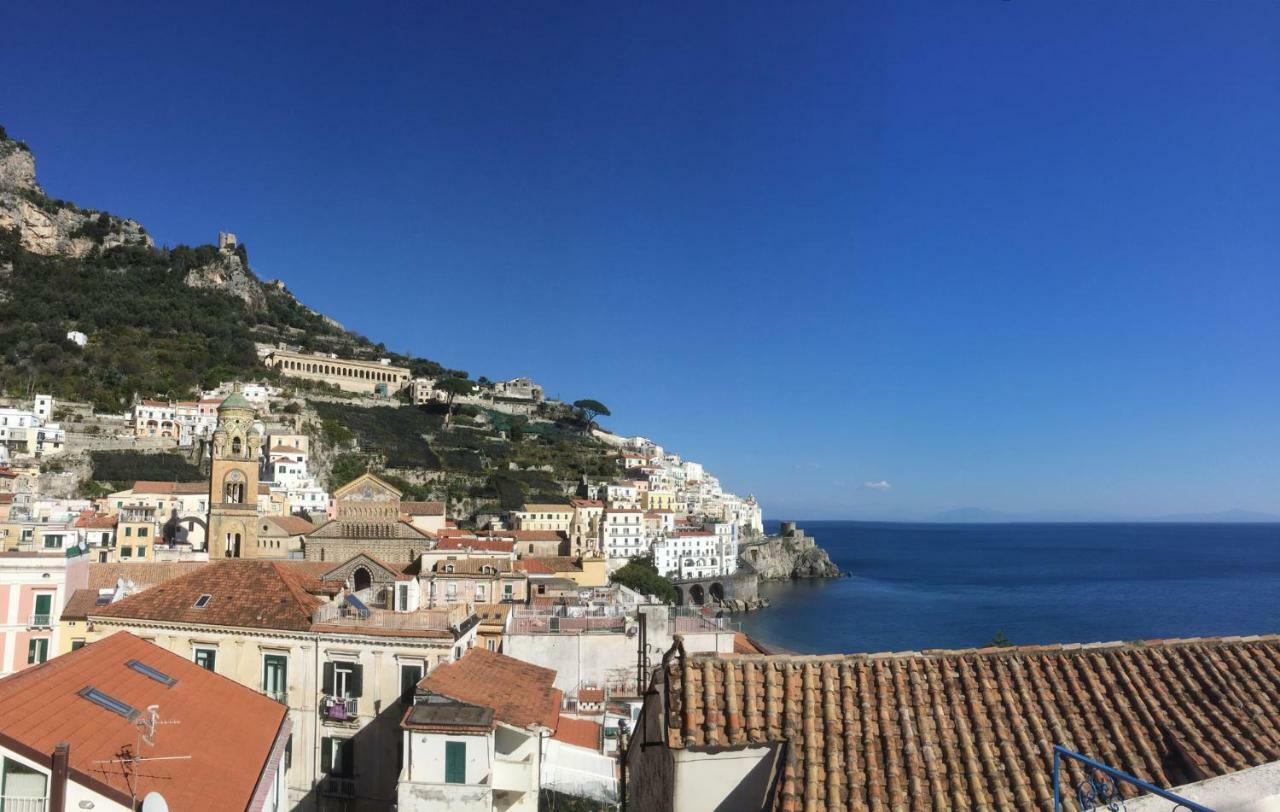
left=437, top=377, right=475, bottom=425
left=572, top=399, right=611, bottom=434
left=989, top=630, right=1013, bottom=648
left=610, top=555, right=678, bottom=604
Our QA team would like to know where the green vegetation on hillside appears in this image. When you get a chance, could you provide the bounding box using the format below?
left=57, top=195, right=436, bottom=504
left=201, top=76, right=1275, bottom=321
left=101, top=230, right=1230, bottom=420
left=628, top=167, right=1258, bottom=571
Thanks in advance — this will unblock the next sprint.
left=90, top=450, right=205, bottom=489
left=610, top=555, right=678, bottom=604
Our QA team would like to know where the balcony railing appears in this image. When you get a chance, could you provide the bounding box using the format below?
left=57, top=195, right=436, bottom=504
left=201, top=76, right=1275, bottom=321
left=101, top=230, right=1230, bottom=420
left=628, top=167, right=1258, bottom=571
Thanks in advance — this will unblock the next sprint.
left=263, top=689, right=288, bottom=705
left=0, top=797, right=48, bottom=812
left=322, top=696, right=358, bottom=723
left=321, top=777, right=355, bottom=798
left=27, top=614, right=51, bottom=629
left=1053, top=745, right=1211, bottom=812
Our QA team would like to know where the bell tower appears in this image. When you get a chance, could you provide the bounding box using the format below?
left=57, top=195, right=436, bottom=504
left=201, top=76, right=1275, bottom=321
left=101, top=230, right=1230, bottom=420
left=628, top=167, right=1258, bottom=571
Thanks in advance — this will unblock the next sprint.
left=207, top=387, right=261, bottom=558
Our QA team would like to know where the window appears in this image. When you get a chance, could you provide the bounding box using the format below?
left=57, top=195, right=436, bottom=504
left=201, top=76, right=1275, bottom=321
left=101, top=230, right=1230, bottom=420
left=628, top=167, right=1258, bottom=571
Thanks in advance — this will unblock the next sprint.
left=399, top=663, right=422, bottom=704
left=33, top=593, right=52, bottom=626
left=124, top=526, right=133, bottom=537
left=71, top=639, right=86, bottom=651
left=138, top=527, right=149, bottom=538
left=27, top=638, right=48, bottom=665
left=127, top=659, right=177, bottom=687
left=136, top=546, right=146, bottom=558
left=322, top=662, right=363, bottom=698
left=263, top=654, right=288, bottom=701
left=503, top=583, right=513, bottom=600
left=121, top=546, right=133, bottom=559
left=320, top=737, right=353, bottom=777
left=486, top=639, right=496, bottom=652
left=194, top=647, right=217, bottom=671
left=42, top=534, right=61, bottom=549
left=397, top=584, right=410, bottom=611
left=194, top=594, right=212, bottom=609
left=2, top=757, right=47, bottom=800
left=444, top=741, right=466, bottom=784
left=78, top=686, right=134, bottom=716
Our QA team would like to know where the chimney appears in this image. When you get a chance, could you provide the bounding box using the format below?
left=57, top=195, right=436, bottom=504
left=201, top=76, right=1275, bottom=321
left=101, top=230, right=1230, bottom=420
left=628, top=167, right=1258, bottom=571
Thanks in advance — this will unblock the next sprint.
left=50, top=742, right=69, bottom=812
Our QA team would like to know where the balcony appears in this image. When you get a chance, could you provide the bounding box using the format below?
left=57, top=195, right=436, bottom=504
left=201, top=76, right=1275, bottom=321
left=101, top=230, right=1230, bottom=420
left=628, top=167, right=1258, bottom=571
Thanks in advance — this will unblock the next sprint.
left=312, top=601, right=472, bottom=634
left=321, top=777, right=355, bottom=798
left=263, top=689, right=288, bottom=705
left=492, top=755, right=536, bottom=792
left=27, top=614, right=51, bottom=629
left=321, top=696, right=358, bottom=724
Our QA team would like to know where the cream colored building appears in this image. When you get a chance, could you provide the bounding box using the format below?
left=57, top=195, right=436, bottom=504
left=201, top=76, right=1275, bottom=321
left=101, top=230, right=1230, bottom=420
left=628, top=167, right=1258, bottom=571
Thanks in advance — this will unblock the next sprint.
left=264, top=348, right=410, bottom=394
left=88, top=558, right=478, bottom=811
left=513, top=503, right=574, bottom=533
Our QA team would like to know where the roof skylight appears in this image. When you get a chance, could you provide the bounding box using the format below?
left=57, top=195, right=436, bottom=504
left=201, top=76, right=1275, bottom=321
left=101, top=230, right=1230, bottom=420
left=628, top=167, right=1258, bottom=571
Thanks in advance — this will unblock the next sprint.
left=79, top=687, right=137, bottom=718
left=127, top=659, right=177, bottom=687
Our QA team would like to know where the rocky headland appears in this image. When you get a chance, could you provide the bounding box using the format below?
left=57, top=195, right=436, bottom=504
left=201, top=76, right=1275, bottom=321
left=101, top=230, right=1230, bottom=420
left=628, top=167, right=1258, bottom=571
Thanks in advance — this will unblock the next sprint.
left=740, top=522, right=841, bottom=580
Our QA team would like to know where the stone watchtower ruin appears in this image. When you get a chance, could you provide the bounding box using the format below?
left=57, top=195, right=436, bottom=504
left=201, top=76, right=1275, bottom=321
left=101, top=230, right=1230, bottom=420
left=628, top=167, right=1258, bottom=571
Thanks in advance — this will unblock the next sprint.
left=218, top=231, right=238, bottom=251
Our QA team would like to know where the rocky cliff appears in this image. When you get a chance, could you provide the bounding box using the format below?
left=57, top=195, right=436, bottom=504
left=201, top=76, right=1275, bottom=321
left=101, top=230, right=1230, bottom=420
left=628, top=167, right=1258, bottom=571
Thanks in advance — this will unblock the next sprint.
left=0, top=129, right=152, bottom=257
left=741, top=524, right=841, bottom=580
left=185, top=247, right=267, bottom=311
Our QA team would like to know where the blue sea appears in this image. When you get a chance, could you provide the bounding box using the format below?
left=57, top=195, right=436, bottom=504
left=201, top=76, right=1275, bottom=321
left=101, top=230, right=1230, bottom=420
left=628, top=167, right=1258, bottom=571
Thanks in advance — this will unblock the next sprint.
left=736, top=521, right=1280, bottom=654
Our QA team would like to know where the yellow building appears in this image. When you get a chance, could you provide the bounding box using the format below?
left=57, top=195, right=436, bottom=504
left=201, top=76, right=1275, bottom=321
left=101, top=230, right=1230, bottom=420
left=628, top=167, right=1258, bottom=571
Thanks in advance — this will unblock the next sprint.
left=114, top=504, right=156, bottom=561
left=643, top=489, right=676, bottom=512
left=207, top=389, right=262, bottom=558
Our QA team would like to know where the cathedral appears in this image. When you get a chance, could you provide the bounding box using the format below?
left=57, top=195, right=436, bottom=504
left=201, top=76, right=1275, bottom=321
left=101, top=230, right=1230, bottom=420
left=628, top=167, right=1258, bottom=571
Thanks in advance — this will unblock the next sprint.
left=206, top=388, right=261, bottom=558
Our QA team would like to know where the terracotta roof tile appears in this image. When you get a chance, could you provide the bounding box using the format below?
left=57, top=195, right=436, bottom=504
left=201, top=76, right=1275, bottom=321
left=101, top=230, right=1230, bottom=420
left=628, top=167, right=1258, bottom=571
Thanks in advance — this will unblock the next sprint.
left=0, top=631, right=286, bottom=810
left=58, top=588, right=109, bottom=621
left=128, top=480, right=207, bottom=495
left=262, top=515, right=317, bottom=536
left=553, top=716, right=603, bottom=750
left=658, top=636, right=1280, bottom=811
left=87, top=561, right=208, bottom=590
left=518, top=556, right=581, bottom=573
left=91, top=560, right=332, bottom=632
left=434, top=537, right=516, bottom=553
left=420, top=648, right=561, bottom=729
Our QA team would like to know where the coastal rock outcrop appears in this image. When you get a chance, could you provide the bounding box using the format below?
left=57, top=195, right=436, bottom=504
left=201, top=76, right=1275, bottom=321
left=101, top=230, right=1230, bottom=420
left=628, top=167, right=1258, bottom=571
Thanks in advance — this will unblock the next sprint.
left=740, top=522, right=841, bottom=580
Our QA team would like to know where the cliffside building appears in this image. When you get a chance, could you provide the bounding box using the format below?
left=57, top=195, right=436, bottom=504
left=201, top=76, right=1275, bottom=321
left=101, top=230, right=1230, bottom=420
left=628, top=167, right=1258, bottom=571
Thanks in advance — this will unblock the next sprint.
left=263, top=348, right=410, bottom=395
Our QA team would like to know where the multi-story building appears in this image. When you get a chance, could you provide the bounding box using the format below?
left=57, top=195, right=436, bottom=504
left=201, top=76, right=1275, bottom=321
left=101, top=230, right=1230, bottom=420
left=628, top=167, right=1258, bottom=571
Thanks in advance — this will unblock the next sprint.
left=0, top=631, right=292, bottom=812
left=88, top=557, right=479, bottom=811
left=105, top=480, right=208, bottom=548
left=604, top=482, right=640, bottom=509
left=263, top=348, right=411, bottom=395
left=568, top=498, right=603, bottom=556
left=132, top=399, right=177, bottom=438
left=652, top=527, right=736, bottom=581
left=512, top=503, right=574, bottom=534
left=398, top=648, right=617, bottom=812
left=0, top=407, right=64, bottom=458
left=422, top=558, right=528, bottom=607
left=602, top=509, right=645, bottom=565
left=0, top=545, right=88, bottom=676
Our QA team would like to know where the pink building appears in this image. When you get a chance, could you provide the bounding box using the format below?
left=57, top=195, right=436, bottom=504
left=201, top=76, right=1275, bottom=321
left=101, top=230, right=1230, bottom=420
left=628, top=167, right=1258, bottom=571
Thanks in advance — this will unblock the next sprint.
left=0, top=549, right=88, bottom=676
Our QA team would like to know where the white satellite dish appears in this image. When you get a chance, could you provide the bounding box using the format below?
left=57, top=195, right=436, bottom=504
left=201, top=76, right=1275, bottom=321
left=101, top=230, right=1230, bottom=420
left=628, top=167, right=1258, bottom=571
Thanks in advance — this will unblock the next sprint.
left=141, top=793, right=169, bottom=812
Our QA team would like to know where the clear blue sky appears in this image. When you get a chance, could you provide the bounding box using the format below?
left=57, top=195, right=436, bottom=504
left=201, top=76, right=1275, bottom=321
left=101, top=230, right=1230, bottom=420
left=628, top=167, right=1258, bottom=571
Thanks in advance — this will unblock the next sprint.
left=3, top=2, right=1277, bottom=520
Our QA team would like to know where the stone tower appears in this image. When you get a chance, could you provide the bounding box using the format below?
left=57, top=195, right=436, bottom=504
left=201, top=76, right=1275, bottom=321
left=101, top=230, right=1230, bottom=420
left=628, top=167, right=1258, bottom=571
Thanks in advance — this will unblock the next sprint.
left=207, top=387, right=261, bottom=558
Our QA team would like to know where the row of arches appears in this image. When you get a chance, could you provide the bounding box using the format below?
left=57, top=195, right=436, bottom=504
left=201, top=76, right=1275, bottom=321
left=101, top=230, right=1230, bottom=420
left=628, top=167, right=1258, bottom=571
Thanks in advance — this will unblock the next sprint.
left=675, top=582, right=726, bottom=606
left=277, top=358, right=401, bottom=383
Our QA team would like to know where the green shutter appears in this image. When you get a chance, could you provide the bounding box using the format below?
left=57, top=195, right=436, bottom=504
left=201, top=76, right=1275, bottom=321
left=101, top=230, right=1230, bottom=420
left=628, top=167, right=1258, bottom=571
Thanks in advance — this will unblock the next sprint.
left=321, top=737, right=333, bottom=773
left=444, top=740, right=466, bottom=784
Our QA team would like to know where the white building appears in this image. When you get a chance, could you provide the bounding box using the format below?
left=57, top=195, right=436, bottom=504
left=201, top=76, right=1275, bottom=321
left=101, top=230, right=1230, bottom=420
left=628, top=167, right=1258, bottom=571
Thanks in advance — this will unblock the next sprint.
left=65, top=330, right=88, bottom=347
left=0, top=407, right=65, bottom=458
left=602, top=509, right=646, bottom=565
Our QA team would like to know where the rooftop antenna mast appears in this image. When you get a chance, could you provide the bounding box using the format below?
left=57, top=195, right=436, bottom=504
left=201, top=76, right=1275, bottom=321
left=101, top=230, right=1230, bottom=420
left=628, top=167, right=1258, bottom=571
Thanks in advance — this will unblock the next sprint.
left=91, top=705, right=190, bottom=809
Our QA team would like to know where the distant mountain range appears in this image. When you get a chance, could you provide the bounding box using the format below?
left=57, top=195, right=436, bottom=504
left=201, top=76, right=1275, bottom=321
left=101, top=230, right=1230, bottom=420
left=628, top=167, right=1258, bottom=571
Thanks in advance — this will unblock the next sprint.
left=927, top=507, right=1280, bottom=524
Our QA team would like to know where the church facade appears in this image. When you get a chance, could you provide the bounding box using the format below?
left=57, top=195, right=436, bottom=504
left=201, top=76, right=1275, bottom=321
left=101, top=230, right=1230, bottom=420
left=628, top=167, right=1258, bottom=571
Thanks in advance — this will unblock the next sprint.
left=305, top=473, right=434, bottom=564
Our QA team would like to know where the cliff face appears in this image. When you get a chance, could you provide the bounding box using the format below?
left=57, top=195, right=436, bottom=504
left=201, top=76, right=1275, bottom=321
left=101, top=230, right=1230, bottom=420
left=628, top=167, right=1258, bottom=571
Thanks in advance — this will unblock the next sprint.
left=0, top=134, right=152, bottom=257
left=741, top=525, right=841, bottom=580
left=185, top=249, right=267, bottom=311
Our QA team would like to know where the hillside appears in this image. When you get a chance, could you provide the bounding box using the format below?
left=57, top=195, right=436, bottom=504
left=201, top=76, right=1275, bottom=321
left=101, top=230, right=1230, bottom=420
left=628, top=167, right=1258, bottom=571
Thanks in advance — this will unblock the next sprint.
left=0, top=124, right=619, bottom=512
left=0, top=125, right=464, bottom=411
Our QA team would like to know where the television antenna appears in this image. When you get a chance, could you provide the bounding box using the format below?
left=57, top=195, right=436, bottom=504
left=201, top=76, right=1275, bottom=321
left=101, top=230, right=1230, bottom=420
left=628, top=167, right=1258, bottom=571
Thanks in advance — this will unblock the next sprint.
left=90, top=705, right=190, bottom=809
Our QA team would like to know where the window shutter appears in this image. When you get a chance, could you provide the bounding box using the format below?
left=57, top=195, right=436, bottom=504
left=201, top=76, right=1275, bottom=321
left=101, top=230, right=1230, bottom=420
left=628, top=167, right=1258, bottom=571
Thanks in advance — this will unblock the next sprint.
left=322, top=662, right=335, bottom=695
left=320, top=737, right=332, bottom=773
left=349, top=664, right=363, bottom=697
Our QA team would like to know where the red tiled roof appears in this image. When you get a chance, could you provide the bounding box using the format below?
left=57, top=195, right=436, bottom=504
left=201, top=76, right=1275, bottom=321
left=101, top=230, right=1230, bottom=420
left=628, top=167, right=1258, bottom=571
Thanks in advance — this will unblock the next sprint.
left=74, top=512, right=117, bottom=529
left=509, top=529, right=566, bottom=542
left=267, top=444, right=305, bottom=454
left=87, top=561, right=209, bottom=590
left=0, top=493, right=14, bottom=504
left=578, top=687, right=605, bottom=703
left=91, top=560, right=333, bottom=632
left=58, top=588, right=108, bottom=621
left=570, top=499, right=604, bottom=508
left=518, top=556, right=581, bottom=573
left=0, top=632, right=286, bottom=810
left=553, top=716, right=602, bottom=750
left=659, top=636, right=1280, bottom=811
left=262, top=515, right=316, bottom=536
left=520, top=503, right=574, bottom=513
left=129, top=480, right=207, bottom=495
left=420, top=648, right=561, bottom=730
left=434, top=537, right=516, bottom=554
left=733, top=632, right=765, bottom=655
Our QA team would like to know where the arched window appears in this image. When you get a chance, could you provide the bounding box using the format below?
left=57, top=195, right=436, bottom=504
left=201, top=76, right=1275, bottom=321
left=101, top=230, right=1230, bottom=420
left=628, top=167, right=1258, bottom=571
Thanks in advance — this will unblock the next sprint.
left=231, top=436, right=242, bottom=456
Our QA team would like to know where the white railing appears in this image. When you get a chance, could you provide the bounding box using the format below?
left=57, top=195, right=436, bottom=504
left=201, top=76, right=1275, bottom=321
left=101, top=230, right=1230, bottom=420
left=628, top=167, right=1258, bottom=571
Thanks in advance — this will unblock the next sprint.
left=0, top=797, right=48, bottom=812
left=27, top=614, right=51, bottom=629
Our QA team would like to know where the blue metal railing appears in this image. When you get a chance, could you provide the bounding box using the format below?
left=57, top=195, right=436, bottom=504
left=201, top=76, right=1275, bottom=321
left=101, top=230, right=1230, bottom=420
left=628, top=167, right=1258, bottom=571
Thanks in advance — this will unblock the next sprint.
left=1053, top=746, right=1213, bottom=812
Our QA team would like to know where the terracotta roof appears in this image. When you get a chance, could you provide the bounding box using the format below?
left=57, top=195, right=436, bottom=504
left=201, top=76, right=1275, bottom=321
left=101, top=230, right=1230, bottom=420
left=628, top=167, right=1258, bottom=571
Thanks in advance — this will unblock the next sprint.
left=0, top=632, right=286, bottom=810
left=509, top=529, right=567, bottom=542
left=570, top=499, right=604, bottom=508
left=87, top=561, right=209, bottom=590
left=474, top=603, right=513, bottom=627
left=733, top=632, right=766, bottom=655
left=520, top=503, right=574, bottom=513
left=515, top=558, right=555, bottom=575
left=262, top=515, right=317, bottom=536
left=578, top=687, right=605, bottom=703
left=91, top=560, right=333, bottom=632
left=519, top=556, right=581, bottom=573
left=267, top=444, right=305, bottom=454
left=402, top=500, right=446, bottom=516
left=0, top=493, right=14, bottom=504
left=434, top=537, right=516, bottom=554
left=74, top=512, right=117, bottom=529
left=128, top=480, right=207, bottom=495
left=419, top=648, right=561, bottom=730
left=138, top=399, right=170, bottom=407
left=553, top=716, right=602, bottom=750
left=59, top=588, right=110, bottom=621
left=658, top=636, right=1280, bottom=811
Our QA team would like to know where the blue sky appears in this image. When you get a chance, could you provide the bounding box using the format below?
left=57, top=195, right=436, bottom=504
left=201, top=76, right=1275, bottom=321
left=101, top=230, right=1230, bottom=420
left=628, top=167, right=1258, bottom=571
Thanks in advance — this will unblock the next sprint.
left=3, top=2, right=1277, bottom=519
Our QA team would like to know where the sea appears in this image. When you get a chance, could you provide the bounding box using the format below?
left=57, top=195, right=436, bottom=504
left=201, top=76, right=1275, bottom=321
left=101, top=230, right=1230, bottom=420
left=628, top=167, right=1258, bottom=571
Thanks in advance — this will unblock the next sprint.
left=735, top=520, right=1280, bottom=655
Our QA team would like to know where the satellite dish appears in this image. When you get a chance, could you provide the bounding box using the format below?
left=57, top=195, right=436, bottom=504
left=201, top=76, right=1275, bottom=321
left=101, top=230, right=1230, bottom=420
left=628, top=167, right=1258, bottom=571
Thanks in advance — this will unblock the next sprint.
left=141, top=793, right=169, bottom=812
